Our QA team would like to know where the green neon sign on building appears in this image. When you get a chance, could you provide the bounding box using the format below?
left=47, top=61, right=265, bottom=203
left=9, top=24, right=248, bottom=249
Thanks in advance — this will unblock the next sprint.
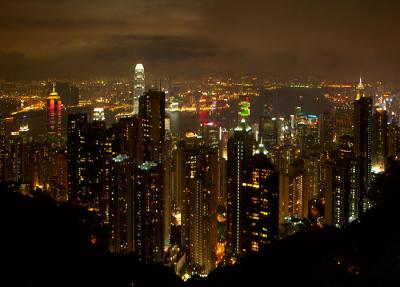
left=238, top=100, right=250, bottom=117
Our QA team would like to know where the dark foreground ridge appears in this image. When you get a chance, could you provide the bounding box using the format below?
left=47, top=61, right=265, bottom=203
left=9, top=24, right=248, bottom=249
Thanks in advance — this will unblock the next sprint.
left=2, top=162, right=400, bottom=287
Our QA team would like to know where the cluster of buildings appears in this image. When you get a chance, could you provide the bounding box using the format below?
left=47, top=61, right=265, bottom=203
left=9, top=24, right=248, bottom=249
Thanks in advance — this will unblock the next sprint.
left=0, top=66, right=399, bottom=278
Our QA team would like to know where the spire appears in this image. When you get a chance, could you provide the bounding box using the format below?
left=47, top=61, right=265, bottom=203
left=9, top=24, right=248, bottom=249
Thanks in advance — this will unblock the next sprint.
left=48, top=82, right=60, bottom=99
left=356, top=76, right=365, bottom=100
left=255, top=140, right=268, bottom=155
left=234, top=118, right=251, bottom=132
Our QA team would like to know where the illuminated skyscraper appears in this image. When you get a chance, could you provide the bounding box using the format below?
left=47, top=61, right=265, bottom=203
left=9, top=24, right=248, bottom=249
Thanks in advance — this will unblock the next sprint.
left=259, top=116, right=277, bottom=149
left=333, top=105, right=353, bottom=140
left=177, top=136, right=218, bottom=274
left=46, top=84, right=62, bottom=149
left=388, top=123, right=400, bottom=159
left=135, top=161, right=163, bottom=263
left=372, top=107, right=388, bottom=173
left=67, top=113, right=90, bottom=205
left=0, top=114, right=6, bottom=182
left=114, top=116, right=140, bottom=161
left=134, top=89, right=166, bottom=263
left=53, top=151, right=68, bottom=202
left=241, top=142, right=279, bottom=254
left=279, top=160, right=306, bottom=223
left=353, top=78, right=372, bottom=212
left=304, top=155, right=321, bottom=203
left=330, top=135, right=358, bottom=227
left=133, top=63, right=145, bottom=115
left=321, top=111, right=334, bottom=151
left=93, top=107, right=105, bottom=122
left=87, top=117, right=107, bottom=213
left=139, top=89, right=165, bottom=164
left=107, top=154, right=135, bottom=253
left=227, top=119, right=254, bottom=256
left=7, top=126, right=30, bottom=183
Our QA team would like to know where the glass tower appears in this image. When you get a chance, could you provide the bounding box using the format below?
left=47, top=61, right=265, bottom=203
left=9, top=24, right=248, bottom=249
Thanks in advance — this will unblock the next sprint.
left=133, top=63, right=145, bottom=115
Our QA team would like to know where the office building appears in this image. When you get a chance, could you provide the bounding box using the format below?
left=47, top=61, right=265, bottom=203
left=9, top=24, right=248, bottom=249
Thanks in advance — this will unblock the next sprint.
left=227, top=118, right=254, bottom=256
left=135, top=161, right=164, bottom=263
left=372, top=107, right=388, bottom=173
left=353, top=78, right=372, bottom=212
left=133, top=64, right=145, bottom=115
left=241, top=142, right=279, bottom=253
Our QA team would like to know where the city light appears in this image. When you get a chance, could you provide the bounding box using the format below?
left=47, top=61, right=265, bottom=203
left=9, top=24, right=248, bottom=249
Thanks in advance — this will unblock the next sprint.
left=0, top=2, right=398, bottom=285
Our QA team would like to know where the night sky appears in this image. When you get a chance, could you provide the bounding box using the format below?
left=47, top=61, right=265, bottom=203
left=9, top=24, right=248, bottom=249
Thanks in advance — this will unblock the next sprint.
left=1, top=0, right=399, bottom=82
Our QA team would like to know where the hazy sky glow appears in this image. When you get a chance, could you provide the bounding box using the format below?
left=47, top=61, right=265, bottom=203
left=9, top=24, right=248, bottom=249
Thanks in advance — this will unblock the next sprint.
left=1, top=0, right=399, bottom=81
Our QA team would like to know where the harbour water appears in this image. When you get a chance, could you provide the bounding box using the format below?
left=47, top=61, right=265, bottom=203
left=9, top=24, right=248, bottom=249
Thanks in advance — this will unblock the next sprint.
left=4, top=87, right=333, bottom=139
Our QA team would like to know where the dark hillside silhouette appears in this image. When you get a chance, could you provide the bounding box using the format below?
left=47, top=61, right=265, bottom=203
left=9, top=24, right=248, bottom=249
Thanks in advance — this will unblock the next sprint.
left=1, top=161, right=400, bottom=286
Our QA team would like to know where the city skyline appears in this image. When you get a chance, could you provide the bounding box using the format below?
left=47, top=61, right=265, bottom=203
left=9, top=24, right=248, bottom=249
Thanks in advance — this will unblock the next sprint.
left=1, top=1, right=400, bottom=286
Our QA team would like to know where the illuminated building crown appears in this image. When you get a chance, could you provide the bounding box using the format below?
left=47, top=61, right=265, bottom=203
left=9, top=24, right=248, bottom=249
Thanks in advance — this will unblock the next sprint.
left=356, top=77, right=365, bottom=100
left=48, top=83, right=60, bottom=100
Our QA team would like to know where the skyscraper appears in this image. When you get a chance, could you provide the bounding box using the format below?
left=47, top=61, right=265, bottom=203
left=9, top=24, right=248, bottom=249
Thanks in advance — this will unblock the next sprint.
left=135, top=161, right=164, bottom=263
left=241, top=142, right=279, bottom=253
left=279, top=160, right=306, bottom=223
left=327, top=135, right=358, bottom=227
left=321, top=111, right=334, bottom=151
left=227, top=118, right=254, bottom=256
left=333, top=105, right=353, bottom=140
left=353, top=78, right=372, bottom=212
left=114, top=116, right=140, bottom=161
left=46, top=84, right=62, bottom=150
left=259, top=116, right=277, bottom=149
left=93, top=107, right=105, bottom=122
left=67, top=113, right=90, bottom=205
left=7, top=126, right=30, bottom=183
left=133, top=63, right=145, bottom=115
left=107, top=154, right=135, bottom=253
left=190, top=147, right=218, bottom=273
left=139, top=89, right=165, bottom=164
left=134, top=88, right=166, bottom=263
left=0, top=114, right=6, bottom=182
left=177, top=136, right=218, bottom=274
left=372, top=107, right=388, bottom=173
left=388, top=123, right=400, bottom=160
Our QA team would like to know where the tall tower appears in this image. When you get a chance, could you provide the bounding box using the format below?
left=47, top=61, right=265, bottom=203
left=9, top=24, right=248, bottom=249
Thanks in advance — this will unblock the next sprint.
left=227, top=118, right=254, bottom=256
left=107, top=154, right=135, bottom=254
left=372, top=107, right=388, bottom=173
left=259, top=116, right=277, bottom=149
left=135, top=161, right=164, bottom=263
left=388, top=123, right=400, bottom=159
left=353, top=77, right=372, bottom=212
left=47, top=83, right=62, bottom=149
left=177, top=136, right=218, bottom=274
left=67, top=113, right=90, bottom=205
left=241, top=142, right=279, bottom=254
left=331, top=135, right=358, bottom=226
left=0, top=114, right=6, bottom=182
left=139, top=89, right=165, bottom=164
left=135, top=88, right=165, bottom=263
left=133, top=64, right=145, bottom=116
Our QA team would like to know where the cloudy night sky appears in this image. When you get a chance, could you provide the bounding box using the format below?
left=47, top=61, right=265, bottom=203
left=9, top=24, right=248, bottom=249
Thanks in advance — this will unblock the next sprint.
left=1, top=0, right=399, bottom=82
